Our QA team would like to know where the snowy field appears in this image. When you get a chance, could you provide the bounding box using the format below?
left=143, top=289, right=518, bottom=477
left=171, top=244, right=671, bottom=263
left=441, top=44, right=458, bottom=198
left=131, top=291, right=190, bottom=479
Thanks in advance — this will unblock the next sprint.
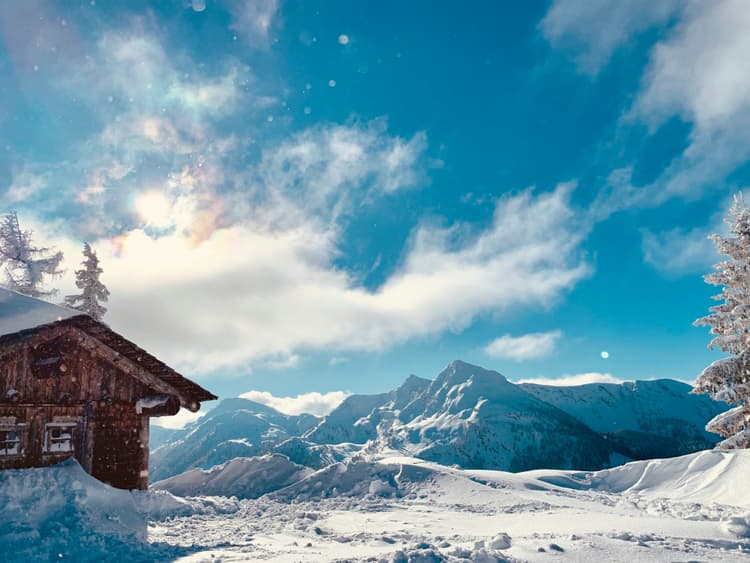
left=5, top=450, right=750, bottom=562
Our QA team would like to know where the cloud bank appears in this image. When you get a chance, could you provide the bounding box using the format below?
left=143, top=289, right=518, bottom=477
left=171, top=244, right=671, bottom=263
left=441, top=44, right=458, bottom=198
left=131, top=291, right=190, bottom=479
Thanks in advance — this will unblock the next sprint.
left=239, top=390, right=349, bottom=416
left=517, top=372, right=625, bottom=386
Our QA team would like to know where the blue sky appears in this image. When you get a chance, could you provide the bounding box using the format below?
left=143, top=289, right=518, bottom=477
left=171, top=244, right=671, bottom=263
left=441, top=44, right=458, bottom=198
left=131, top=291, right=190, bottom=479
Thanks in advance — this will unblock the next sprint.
left=0, top=1, right=745, bottom=412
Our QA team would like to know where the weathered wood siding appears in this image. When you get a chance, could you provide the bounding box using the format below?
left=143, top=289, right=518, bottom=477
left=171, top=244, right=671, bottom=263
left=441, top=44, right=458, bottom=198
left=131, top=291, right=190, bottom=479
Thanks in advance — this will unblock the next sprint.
left=1, top=333, right=153, bottom=404
left=0, top=326, right=167, bottom=489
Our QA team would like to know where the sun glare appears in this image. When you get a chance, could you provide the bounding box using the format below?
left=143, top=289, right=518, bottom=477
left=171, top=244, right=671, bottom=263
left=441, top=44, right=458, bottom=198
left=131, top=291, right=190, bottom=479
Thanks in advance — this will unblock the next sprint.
left=134, top=191, right=173, bottom=228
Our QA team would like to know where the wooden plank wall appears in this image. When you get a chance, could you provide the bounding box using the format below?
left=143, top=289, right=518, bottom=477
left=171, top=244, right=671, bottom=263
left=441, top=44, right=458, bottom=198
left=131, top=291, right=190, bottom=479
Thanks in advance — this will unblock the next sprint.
left=0, top=327, right=160, bottom=489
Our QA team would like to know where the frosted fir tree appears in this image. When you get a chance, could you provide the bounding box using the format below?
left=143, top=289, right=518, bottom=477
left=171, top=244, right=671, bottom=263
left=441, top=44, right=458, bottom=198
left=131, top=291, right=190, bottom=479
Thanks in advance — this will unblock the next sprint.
left=694, top=195, right=750, bottom=448
left=64, top=243, right=109, bottom=320
left=0, top=211, right=64, bottom=298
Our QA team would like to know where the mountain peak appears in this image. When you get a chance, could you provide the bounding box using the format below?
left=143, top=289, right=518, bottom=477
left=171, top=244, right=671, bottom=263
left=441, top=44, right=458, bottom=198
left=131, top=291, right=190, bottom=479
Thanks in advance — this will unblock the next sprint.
left=439, top=360, right=508, bottom=385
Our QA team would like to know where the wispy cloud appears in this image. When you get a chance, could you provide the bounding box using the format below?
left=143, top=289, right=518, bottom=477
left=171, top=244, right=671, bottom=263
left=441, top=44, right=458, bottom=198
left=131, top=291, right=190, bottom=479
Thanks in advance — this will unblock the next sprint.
left=239, top=389, right=349, bottom=416
left=226, top=0, right=280, bottom=48
left=543, top=1, right=750, bottom=217
left=254, top=119, right=431, bottom=229
left=2, top=19, right=270, bottom=242
left=540, top=0, right=679, bottom=75
left=629, top=0, right=750, bottom=200
left=641, top=226, right=717, bottom=277
left=484, top=330, right=563, bottom=361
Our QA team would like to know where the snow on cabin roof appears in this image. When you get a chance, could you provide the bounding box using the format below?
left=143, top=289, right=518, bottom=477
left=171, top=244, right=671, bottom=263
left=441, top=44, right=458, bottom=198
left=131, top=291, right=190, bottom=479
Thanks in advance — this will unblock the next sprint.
left=0, top=286, right=81, bottom=336
left=0, top=286, right=216, bottom=407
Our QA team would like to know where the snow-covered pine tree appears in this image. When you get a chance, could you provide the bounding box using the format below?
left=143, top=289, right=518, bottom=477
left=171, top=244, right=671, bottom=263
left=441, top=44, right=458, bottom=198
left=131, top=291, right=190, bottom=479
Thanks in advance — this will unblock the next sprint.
left=64, top=243, right=109, bottom=320
left=694, top=195, right=750, bottom=448
left=0, top=211, right=64, bottom=298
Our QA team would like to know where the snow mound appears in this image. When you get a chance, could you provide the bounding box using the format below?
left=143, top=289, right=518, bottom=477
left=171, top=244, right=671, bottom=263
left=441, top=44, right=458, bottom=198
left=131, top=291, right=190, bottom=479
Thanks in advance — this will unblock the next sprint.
left=0, top=459, right=182, bottom=561
left=270, top=456, right=438, bottom=501
left=387, top=539, right=514, bottom=562
left=534, top=449, right=750, bottom=508
left=152, top=453, right=312, bottom=499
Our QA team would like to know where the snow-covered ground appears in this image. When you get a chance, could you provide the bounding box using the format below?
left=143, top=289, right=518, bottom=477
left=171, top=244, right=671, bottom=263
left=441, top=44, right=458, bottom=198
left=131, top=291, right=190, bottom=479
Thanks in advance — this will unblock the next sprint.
left=5, top=450, right=750, bottom=562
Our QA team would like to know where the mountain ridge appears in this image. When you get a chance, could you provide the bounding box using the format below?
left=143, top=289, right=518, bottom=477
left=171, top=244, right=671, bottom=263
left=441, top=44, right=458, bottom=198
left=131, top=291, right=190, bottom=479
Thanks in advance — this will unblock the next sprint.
left=150, top=360, right=728, bottom=481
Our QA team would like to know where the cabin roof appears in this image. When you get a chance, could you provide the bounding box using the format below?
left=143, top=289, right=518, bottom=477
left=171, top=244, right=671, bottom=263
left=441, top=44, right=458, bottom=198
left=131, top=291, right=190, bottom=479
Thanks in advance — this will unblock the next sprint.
left=0, top=287, right=216, bottom=406
left=0, top=287, right=80, bottom=334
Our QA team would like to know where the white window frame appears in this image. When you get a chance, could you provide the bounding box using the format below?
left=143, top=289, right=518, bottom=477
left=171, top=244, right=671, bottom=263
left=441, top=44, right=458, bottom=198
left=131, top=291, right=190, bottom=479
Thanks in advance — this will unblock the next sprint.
left=0, top=424, right=26, bottom=456
left=43, top=422, right=76, bottom=454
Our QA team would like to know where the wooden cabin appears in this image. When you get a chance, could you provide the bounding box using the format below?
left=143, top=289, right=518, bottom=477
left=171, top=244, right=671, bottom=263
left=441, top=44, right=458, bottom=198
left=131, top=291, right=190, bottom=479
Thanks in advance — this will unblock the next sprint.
left=0, top=288, right=216, bottom=489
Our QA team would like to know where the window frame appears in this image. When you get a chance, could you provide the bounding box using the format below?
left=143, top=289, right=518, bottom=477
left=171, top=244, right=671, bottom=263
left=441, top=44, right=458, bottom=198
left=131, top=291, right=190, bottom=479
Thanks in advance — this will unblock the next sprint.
left=42, top=422, right=77, bottom=454
left=0, top=423, right=27, bottom=457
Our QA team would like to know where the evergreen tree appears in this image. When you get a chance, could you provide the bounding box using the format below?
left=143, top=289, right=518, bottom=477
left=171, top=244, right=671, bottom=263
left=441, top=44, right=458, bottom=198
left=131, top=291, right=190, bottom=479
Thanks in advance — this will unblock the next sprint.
left=64, top=243, right=109, bottom=320
left=694, top=195, right=750, bottom=448
left=0, top=211, right=64, bottom=298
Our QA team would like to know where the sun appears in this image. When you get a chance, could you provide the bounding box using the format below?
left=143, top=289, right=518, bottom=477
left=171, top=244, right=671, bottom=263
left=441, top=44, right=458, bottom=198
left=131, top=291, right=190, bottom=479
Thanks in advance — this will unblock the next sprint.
left=134, top=191, right=173, bottom=229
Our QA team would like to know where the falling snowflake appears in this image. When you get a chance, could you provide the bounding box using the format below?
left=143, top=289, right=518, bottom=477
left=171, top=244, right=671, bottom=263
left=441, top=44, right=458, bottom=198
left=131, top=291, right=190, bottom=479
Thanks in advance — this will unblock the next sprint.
left=328, top=79, right=336, bottom=87
left=338, top=34, right=349, bottom=45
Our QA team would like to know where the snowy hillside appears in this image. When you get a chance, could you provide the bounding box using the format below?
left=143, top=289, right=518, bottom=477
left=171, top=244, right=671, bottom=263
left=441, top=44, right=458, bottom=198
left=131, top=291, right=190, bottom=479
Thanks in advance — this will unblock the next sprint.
left=6, top=451, right=750, bottom=562
left=152, top=361, right=727, bottom=480
left=153, top=453, right=312, bottom=499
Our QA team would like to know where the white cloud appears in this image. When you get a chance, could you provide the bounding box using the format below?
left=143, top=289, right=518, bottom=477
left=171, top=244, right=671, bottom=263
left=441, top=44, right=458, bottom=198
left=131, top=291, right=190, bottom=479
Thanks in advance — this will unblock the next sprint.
left=150, top=407, right=205, bottom=429
left=540, top=0, right=679, bottom=75
left=544, top=1, right=750, bottom=210
left=239, top=390, right=349, bottom=416
left=484, top=330, right=562, bottom=361
left=262, top=354, right=301, bottom=370
left=255, top=120, right=429, bottom=227
left=517, top=372, right=625, bottom=386
left=630, top=0, right=750, bottom=199
left=40, top=180, right=591, bottom=374
left=641, top=226, right=717, bottom=276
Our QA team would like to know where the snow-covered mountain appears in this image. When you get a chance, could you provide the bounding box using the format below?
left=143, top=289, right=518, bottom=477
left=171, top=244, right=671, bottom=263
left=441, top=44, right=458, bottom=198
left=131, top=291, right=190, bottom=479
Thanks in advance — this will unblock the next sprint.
left=303, top=373, right=431, bottom=445
left=149, top=397, right=320, bottom=482
left=152, top=360, right=728, bottom=480
left=520, top=378, right=722, bottom=459
left=364, top=361, right=615, bottom=471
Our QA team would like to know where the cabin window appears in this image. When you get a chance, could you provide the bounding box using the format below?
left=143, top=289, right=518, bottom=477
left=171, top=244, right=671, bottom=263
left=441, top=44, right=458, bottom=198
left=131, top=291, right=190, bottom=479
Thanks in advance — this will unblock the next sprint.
left=0, top=426, right=24, bottom=456
left=43, top=423, right=76, bottom=454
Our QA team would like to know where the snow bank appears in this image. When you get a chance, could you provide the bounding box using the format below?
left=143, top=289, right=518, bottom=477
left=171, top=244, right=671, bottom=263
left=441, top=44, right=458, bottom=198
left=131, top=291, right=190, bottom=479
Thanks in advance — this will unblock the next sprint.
left=386, top=538, right=513, bottom=563
left=270, top=456, right=437, bottom=501
left=0, top=459, right=182, bottom=561
left=152, top=453, right=312, bottom=499
left=533, top=449, right=750, bottom=508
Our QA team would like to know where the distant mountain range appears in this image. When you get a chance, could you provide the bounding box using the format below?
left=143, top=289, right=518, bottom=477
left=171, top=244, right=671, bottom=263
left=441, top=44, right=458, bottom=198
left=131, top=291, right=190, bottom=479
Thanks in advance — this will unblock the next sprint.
left=150, top=360, right=727, bottom=483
